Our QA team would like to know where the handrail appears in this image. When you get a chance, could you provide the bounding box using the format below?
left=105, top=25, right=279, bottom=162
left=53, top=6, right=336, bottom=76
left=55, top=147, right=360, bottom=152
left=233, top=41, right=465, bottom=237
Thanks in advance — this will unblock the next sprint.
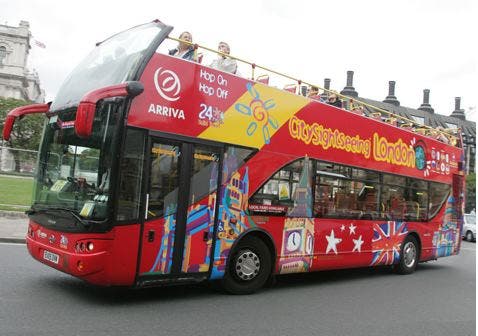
left=166, top=36, right=460, bottom=146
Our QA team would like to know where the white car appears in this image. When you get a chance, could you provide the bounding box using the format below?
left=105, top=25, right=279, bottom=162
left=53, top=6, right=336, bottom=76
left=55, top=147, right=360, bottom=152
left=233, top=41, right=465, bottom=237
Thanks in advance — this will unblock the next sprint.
left=462, top=213, right=476, bottom=242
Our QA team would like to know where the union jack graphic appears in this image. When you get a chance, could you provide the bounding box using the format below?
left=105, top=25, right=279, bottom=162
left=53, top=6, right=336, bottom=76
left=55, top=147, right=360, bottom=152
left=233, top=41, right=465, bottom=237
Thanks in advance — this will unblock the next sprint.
left=371, top=221, right=408, bottom=266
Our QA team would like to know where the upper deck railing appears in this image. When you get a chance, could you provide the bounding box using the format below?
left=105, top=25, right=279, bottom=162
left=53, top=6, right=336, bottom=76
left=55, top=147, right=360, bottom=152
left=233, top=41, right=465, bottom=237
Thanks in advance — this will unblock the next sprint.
left=166, top=36, right=461, bottom=148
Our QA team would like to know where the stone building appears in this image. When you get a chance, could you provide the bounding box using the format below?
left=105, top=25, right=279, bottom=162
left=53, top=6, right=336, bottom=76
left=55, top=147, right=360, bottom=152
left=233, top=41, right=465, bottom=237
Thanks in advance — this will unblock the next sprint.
left=0, top=20, right=44, bottom=102
left=0, top=20, right=45, bottom=173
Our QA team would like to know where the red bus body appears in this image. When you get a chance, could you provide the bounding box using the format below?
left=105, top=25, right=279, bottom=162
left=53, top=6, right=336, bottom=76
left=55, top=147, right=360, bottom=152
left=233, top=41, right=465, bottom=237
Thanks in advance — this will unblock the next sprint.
left=24, top=22, right=465, bottom=289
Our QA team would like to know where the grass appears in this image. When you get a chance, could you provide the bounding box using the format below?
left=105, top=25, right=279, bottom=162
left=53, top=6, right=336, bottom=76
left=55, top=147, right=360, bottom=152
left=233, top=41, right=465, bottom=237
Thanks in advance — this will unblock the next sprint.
left=0, top=175, right=34, bottom=210
left=0, top=204, right=29, bottom=212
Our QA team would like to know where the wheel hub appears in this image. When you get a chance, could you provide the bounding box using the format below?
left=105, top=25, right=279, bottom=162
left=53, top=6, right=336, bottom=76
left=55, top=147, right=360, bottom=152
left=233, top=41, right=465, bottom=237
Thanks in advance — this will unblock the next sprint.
left=403, top=242, right=417, bottom=268
left=235, top=250, right=260, bottom=281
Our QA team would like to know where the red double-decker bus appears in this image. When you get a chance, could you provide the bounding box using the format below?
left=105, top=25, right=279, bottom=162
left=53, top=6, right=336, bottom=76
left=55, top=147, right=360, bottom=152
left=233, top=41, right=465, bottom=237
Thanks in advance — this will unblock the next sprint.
left=3, top=20, right=465, bottom=294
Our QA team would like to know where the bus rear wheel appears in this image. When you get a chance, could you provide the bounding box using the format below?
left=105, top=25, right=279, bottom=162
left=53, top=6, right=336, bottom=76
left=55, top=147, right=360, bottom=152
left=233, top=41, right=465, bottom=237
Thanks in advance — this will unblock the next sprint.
left=222, top=235, right=272, bottom=294
left=395, top=235, right=419, bottom=275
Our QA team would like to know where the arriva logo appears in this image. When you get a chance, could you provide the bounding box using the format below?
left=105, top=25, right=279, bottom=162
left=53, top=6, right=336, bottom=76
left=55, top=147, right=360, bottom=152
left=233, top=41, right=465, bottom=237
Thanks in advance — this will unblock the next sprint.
left=154, top=67, right=181, bottom=101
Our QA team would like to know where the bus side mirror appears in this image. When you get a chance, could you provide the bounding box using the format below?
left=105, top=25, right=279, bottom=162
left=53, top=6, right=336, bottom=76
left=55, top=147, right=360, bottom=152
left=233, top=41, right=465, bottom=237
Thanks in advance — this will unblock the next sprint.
left=2, top=103, right=50, bottom=141
left=75, top=81, right=144, bottom=138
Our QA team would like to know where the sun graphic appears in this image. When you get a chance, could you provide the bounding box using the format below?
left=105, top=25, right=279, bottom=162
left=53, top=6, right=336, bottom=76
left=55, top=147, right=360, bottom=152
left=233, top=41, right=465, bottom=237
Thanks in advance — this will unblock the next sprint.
left=411, top=138, right=431, bottom=176
left=235, top=83, right=277, bottom=144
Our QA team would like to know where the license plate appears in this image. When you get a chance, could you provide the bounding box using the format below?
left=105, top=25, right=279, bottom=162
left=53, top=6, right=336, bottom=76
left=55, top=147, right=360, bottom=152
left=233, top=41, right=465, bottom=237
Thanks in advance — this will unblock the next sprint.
left=43, top=250, right=59, bottom=264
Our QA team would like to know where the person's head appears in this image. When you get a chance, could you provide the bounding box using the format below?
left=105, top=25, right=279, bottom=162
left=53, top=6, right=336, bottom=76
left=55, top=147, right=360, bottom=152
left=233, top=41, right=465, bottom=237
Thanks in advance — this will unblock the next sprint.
left=309, top=86, right=319, bottom=96
left=178, top=31, right=192, bottom=50
left=328, top=92, right=338, bottom=102
left=218, top=41, right=230, bottom=57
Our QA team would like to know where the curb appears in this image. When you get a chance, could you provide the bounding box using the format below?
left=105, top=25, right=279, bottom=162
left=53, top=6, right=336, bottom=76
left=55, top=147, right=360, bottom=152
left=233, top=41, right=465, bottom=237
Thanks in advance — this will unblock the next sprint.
left=0, top=237, right=26, bottom=244
left=0, top=210, right=28, bottom=219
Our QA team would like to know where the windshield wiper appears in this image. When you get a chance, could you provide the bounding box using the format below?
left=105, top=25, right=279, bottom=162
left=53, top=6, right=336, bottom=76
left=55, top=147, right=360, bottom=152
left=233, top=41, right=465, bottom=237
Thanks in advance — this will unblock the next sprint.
left=28, top=206, right=88, bottom=227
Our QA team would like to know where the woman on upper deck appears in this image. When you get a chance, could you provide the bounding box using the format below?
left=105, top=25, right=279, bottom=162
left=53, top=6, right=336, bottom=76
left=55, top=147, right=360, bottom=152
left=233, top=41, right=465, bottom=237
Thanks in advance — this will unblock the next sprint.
left=169, top=31, right=195, bottom=61
left=327, top=91, right=343, bottom=108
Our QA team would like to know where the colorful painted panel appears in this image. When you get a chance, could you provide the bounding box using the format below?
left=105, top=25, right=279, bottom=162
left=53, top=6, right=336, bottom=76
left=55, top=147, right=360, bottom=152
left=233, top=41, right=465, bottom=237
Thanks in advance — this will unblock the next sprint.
left=147, top=212, right=176, bottom=274
left=433, top=196, right=461, bottom=258
left=279, top=218, right=314, bottom=273
left=181, top=193, right=216, bottom=273
left=371, top=221, right=408, bottom=266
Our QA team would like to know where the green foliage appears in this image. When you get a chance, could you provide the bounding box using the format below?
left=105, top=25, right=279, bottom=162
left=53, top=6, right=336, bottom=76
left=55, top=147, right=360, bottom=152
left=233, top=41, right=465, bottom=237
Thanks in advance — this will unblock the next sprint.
left=79, top=148, right=100, bottom=171
left=465, top=173, right=476, bottom=213
left=0, top=97, right=46, bottom=151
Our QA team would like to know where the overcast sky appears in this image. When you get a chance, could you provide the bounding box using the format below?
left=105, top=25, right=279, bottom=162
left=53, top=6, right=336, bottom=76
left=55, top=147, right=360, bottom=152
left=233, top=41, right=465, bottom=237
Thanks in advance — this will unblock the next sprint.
left=2, top=0, right=476, bottom=122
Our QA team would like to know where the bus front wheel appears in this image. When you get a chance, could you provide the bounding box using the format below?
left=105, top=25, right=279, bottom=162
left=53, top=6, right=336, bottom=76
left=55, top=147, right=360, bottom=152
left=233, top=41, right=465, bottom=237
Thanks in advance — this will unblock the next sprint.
left=222, top=235, right=272, bottom=294
left=395, top=235, right=419, bottom=275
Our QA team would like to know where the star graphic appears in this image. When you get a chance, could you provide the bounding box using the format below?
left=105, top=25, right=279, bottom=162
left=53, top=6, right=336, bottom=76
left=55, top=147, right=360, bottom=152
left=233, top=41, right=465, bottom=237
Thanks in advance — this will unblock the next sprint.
left=340, top=224, right=346, bottom=232
left=325, top=230, right=342, bottom=255
left=352, top=235, right=364, bottom=252
left=349, top=223, right=357, bottom=235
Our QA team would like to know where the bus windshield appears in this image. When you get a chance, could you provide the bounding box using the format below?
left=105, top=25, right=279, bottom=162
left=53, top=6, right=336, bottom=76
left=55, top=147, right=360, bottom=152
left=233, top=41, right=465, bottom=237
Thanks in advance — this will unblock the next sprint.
left=50, top=21, right=166, bottom=111
left=33, top=102, right=120, bottom=223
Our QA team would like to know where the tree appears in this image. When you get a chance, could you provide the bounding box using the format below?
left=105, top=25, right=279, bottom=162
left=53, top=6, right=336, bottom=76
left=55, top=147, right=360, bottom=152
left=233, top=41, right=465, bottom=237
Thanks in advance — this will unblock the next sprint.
left=0, top=97, right=46, bottom=171
left=79, top=148, right=100, bottom=171
left=465, top=172, right=476, bottom=213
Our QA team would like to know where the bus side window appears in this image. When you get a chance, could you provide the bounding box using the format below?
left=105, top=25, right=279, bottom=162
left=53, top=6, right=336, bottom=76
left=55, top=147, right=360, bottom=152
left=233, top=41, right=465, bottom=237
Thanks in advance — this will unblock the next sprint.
left=148, top=142, right=180, bottom=219
left=116, top=129, right=145, bottom=222
left=429, top=182, right=451, bottom=219
left=249, top=158, right=313, bottom=217
left=382, top=185, right=407, bottom=220
left=314, top=161, right=379, bottom=220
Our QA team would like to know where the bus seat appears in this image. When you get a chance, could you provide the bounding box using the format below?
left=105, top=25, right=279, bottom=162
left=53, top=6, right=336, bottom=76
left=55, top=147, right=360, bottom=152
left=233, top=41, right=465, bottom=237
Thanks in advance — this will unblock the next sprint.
left=283, top=84, right=297, bottom=94
left=335, top=192, right=349, bottom=209
left=197, top=53, right=204, bottom=63
left=256, top=75, right=270, bottom=85
left=405, top=201, right=420, bottom=220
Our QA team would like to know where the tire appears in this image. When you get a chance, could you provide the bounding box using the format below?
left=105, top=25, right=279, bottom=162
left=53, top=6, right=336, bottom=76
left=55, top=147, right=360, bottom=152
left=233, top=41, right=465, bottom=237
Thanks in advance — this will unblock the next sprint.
left=395, top=235, right=419, bottom=275
left=466, top=231, right=474, bottom=242
left=222, top=235, right=272, bottom=295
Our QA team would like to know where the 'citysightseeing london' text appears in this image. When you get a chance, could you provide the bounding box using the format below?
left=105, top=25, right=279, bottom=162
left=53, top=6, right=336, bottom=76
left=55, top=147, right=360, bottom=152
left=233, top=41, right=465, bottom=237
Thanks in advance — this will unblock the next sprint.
left=288, top=116, right=416, bottom=168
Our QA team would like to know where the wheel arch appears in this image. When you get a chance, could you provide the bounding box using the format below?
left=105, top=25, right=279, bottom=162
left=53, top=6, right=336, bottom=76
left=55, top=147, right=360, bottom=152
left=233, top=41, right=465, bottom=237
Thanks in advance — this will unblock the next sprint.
left=228, top=228, right=277, bottom=271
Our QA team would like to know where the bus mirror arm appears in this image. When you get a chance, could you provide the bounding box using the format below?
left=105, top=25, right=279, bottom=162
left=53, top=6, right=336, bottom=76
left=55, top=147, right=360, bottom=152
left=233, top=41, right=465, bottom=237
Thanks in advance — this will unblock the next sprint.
left=2, top=103, right=50, bottom=141
left=75, top=81, right=144, bottom=138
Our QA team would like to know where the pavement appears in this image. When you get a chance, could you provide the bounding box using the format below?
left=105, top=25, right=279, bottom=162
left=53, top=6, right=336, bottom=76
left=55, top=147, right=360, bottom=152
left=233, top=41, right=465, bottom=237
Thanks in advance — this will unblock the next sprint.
left=0, top=211, right=28, bottom=244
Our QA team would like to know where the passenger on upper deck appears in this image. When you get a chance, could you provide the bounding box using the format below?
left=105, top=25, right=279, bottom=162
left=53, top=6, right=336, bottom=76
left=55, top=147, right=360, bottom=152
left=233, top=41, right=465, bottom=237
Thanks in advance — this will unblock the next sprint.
left=435, top=127, right=450, bottom=144
left=308, top=86, right=320, bottom=99
left=327, top=91, right=342, bottom=108
left=209, top=41, right=238, bottom=74
left=169, top=31, right=195, bottom=61
left=351, top=104, right=365, bottom=116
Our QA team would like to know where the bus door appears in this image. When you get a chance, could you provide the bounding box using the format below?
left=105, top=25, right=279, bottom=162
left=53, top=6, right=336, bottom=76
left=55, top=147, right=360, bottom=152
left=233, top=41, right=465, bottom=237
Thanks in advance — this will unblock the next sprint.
left=138, top=137, right=222, bottom=281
